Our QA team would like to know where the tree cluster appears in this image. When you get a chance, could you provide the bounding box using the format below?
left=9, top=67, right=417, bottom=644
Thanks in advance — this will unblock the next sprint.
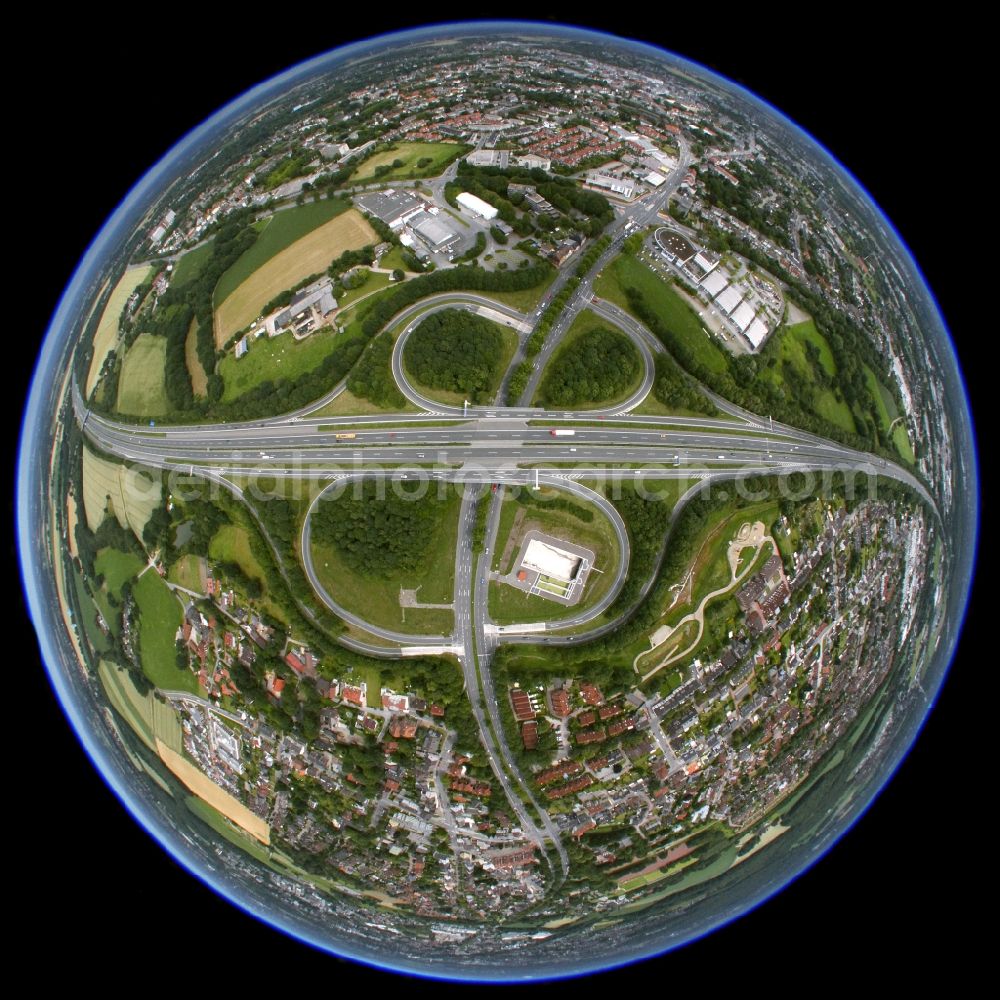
left=538, top=326, right=639, bottom=407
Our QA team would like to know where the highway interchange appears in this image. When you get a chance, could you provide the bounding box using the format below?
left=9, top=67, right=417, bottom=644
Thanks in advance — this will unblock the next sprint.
left=74, top=164, right=933, bottom=869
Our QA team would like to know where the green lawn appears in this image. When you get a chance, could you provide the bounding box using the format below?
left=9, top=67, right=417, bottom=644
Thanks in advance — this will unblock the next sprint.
left=310, top=488, right=460, bottom=634
left=489, top=491, right=620, bottom=625
left=208, top=525, right=266, bottom=583
left=479, top=266, right=557, bottom=313
left=336, top=268, right=392, bottom=308
left=350, top=141, right=468, bottom=183
left=170, top=239, right=215, bottom=288
left=761, top=320, right=856, bottom=435
left=595, top=254, right=728, bottom=374
left=214, top=199, right=351, bottom=307
left=116, top=334, right=169, bottom=416
left=133, top=570, right=195, bottom=692
left=864, top=363, right=914, bottom=462
left=72, top=567, right=111, bottom=653
left=95, top=547, right=144, bottom=594
left=379, top=246, right=412, bottom=272
left=220, top=326, right=343, bottom=402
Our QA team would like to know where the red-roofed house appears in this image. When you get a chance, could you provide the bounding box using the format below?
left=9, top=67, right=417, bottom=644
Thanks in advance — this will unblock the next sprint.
left=285, top=652, right=305, bottom=673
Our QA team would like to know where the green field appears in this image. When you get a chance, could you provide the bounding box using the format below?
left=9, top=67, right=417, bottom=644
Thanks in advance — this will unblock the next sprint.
left=132, top=571, right=194, bottom=692
left=534, top=310, right=643, bottom=409
left=86, top=264, right=154, bottom=395
left=72, top=567, right=110, bottom=653
left=95, top=547, right=144, bottom=594
left=99, top=660, right=184, bottom=754
left=350, top=141, right=468, bottom=183
left=336, top=268, right=392, bottom=308
left=595, top=254, right=728, bottom=374
left=310, top=489, right=460, bottom=634
left=117, top=334, right=169, bottom=416
left=208, top=525, right=266, bottom=583
left=762, top=320, right=856, bottom=434
left=170, top=240, right=215, bottom=288
left=168, top=553, right=206, bottom=593
left=184, top=318, right=208, bottom=397
left=220, top=326, right=341, bottom=402
left=864, top=363, right=914, bottom=462
left=489, top=491, right=621, bottom=625
left=214, top=199, right=351, bottom=306
left=378, top=246, right=412, bottom=273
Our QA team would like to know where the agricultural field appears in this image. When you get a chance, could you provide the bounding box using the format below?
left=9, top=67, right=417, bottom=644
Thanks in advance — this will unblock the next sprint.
left=132, top=570, right=193, bottom=692
left=215, top=207, right=377, bottom=345
left=98, top=660, right=184, bottom=754
left=116, top=334, right=169, bottom=416
left=157, top=740, right=270, bottom=843
left=86, top=264, right=154, bottom=395
left=214, top=200, right=350, bottom=304
left=594, top=254, right=729, bottom=374
left=168, top=553, right=206, bottom=593
left=81, top=447, right=161, bottom=535
left=349, top=141, right=467, bottom=183
left=184, top=318, right=208, bottom=397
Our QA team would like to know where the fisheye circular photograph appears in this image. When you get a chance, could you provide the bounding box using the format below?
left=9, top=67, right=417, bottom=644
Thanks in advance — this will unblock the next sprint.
left=19, top=18, right=978, bottom=982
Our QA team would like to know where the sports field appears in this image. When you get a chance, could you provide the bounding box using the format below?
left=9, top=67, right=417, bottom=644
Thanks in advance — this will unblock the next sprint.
left=86, top=264, right=154, bottom=395
left=350, top=141, right=466, bottom=183
left=157, top=739, right=270, bottom=844
left=116, top=334, right=169, bottom=416
left=81, top=447, right=161, bottom=535
left=214, top=208, right=376, bottom=344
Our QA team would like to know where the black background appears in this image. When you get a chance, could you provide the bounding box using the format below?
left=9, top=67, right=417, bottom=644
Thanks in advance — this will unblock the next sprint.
left=15, top=12, right=981, bottom=987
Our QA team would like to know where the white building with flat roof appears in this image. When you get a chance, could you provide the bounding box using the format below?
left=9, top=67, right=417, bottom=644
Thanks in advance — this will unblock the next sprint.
left=744, top=317, right=769, bottom=350
left=645, top=171, right=666, bottom=187
left=522, top=539, right=582, bottom=582
left=730, top=300, right=756, bottom=332
left=700, top=269, right=728, bottom=298
left=715, top=285, right=743, bottom=315
left=456, top=191, right=498, bottom=220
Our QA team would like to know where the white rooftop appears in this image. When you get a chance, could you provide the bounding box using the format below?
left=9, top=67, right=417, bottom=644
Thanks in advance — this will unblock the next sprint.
left=522, top=539, right=581, bottom=583
left=645, top=171, right=666, bottom=187
left=700, top=270, right=728, bottom=298
left=715, top=285, right=743, bottom=314
left=731, top=300, right=756, bottom=332
left=744, top=317, right=769, bottom=349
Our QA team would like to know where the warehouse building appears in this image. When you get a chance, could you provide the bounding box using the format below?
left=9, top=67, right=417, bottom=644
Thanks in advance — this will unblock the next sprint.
left=407, top=210, right=462, bottom=253
left=356, top=188, right=424, bottom=229
left=456, top=191, right=499, bottom=220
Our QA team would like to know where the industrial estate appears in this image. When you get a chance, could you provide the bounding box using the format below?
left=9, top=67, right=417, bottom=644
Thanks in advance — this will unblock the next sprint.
left=38, top=27, right=955, bottom=972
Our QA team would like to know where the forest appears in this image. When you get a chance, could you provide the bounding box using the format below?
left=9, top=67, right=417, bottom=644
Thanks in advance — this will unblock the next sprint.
left=537, top=326, right=639, bottom=406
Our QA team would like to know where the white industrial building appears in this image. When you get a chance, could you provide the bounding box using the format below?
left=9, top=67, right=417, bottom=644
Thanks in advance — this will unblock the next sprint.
left=700, top=269, right=729, bottom=298
left=744, top=317, right=769, bottom=350
left=730, top=300, right=756, bottom=332
left=691, top=250, right=719, bottom=276
left=522, top=539, right=582, bottom=582
left=715, top=285, right=744, bottom=315
left=456, top=191, right=498, bottom=220
left=587, top=172, right=635, bottom=199
left=645, top=171, right=666, bottom=187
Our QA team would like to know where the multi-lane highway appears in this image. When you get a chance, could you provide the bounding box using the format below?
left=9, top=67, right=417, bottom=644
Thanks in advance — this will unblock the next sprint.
left=74, top=215, right=933, bottom=851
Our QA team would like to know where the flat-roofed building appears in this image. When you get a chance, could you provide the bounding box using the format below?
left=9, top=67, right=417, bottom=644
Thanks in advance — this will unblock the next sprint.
left=522, top=539, right=582, bottom=583
left=691, top=250, right=719, bottom=277
left=715, top=284, right=743, bottom=315
left=456, top=191, right=498, bottom=219
left=588, top=172, right=635, bottom=199
left=645, top=171, right=666, bottom=187
left=700, top=269, right=728, bottom=298
left=730, top=300, right=756, bottom=332
left=408, top=210, right=461, bottom=252
left=744, top=316, right=769, bottom=350
left=356, top=188, right=424, bottom=229
left=514, top=153, right=551, bottom=172
left=466, top=149, right=509, bottom=168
